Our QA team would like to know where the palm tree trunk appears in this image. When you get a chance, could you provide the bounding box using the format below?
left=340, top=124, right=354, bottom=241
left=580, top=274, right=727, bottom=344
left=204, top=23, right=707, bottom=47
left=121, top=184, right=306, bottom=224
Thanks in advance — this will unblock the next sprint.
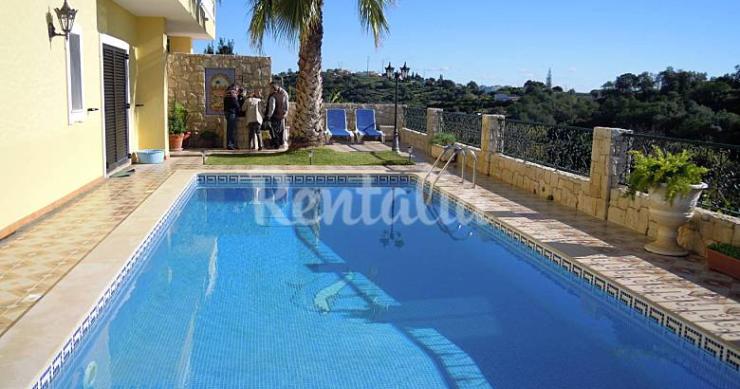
left=294, top=1, right=324, bottom=147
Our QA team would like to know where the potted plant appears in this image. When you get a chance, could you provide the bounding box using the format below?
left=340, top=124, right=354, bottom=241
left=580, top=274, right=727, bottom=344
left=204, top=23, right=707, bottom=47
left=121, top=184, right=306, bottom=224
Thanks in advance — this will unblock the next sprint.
left=429, top=132, right=457, bottom=162
left=198, top=130, right=219, bottom=148
left=626, top=147, right=708, bottom=256
left=168, top=102, right=189, bottom=151
left=706, top=243, right=740, bottom=279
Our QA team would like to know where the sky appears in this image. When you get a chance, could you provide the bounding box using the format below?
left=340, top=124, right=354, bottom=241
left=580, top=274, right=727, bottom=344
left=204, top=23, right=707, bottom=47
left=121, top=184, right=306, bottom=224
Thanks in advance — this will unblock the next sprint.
left=194, top=0, right=740, bottom=92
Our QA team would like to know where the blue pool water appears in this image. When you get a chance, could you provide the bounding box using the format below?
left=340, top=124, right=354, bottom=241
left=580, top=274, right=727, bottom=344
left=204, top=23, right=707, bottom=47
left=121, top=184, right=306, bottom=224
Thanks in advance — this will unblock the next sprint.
left=52, top=181, right=738, bottom=388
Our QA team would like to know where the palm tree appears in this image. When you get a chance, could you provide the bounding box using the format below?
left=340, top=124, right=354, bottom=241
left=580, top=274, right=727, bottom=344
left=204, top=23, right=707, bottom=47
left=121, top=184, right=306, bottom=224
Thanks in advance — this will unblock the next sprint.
left=248, top=0, right=393, bottom=146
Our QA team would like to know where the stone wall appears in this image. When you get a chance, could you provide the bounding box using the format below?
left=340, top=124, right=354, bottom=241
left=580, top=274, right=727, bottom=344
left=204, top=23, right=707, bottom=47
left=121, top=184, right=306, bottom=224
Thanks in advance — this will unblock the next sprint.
left=167, top=53, right=272, bottom=145
left=399, top=109, right=740, bottom=256
left=401, top=128, right=430, bottom=155
left=489, top=153, right=594, bottom=211
left=607, top=187, right=740, bottom=255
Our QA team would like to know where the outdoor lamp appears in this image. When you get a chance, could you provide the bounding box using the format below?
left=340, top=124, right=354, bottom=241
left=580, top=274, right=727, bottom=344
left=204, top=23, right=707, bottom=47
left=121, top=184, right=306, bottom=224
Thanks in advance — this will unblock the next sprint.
left=384, top=61, right=411, bottom=152
left=385, top=63, right=395, bottom=79
left=49, top=0, right=78, bottom=40
left=400, top=62, right=410, bottom=80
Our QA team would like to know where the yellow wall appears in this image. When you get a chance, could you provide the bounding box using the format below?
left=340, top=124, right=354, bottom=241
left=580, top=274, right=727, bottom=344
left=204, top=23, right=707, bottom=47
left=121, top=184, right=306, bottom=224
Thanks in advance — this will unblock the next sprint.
left=0, top=0, right=208, bottom=234
left=0, top=0, right=104, bottom=232
left=97, top=1, right=169, bottom=153
left=135, top=18, right=169, bottom=152
left=97, top=0, right=139, bottom=150
left=170, top=37, right=193, bottom=53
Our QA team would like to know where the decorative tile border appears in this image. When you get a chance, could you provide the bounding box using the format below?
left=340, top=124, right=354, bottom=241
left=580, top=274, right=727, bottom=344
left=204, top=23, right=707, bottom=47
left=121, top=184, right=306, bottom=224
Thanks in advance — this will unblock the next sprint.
left=197, top=173, right=414, bottom=187
left=35, top=173, right=740, bottom=388
left=473, top=219, right=740, bottom=384
left=420, top=176, right=740, bottom=373
left=35, top=178, right=198, bottom=389
left=37, top=173, right=414, bottom=387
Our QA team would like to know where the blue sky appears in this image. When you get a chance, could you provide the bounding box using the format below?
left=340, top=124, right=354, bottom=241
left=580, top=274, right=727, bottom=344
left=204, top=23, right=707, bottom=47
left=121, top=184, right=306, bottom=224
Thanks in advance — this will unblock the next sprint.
left=194, top=0, right=740, bottom=92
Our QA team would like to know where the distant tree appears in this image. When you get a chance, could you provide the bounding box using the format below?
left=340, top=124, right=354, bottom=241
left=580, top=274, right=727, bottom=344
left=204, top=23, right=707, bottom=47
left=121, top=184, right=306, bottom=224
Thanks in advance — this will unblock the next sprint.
left=203, top=38, right=236, bottom=55
left=546, top=68, right=552, bottom=89
left=276, top=65, right=740, bottom=144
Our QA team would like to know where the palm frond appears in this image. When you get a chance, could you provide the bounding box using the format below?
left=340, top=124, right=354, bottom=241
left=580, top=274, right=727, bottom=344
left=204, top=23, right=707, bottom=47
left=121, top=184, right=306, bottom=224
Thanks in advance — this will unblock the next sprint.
left=357, top=0, right=394, bottom=47
left=248, top=0, right=323, bottom=51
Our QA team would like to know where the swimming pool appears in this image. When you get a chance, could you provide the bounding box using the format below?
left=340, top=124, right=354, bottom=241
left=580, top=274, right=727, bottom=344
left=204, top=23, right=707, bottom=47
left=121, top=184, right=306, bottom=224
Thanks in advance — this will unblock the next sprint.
left=49, top=174, right=738, bottom=388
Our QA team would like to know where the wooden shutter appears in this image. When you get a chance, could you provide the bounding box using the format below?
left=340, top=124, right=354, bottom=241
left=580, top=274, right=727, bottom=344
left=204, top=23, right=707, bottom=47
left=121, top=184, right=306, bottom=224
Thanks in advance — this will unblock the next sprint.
left=103, top=44, right=129, bottom=171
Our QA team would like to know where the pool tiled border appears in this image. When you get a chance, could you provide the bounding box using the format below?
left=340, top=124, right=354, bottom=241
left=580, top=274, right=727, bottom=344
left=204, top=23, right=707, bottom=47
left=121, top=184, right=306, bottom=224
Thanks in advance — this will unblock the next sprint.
left=420, top=178, right=740, bottom=372
left=17, top=171, right=740, bottom=388
left=32, top=178, right=199, bottom=389
left=31, top=173, right=414, bottom=388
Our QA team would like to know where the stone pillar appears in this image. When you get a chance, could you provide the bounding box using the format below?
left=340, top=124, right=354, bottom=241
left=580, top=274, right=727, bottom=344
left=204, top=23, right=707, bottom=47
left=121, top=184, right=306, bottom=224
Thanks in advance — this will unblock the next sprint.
left=589, top=127, right=631, bottom=219
left=425, top=108, right=443, bottom=154
left=480, top=115, right=504, bottom=176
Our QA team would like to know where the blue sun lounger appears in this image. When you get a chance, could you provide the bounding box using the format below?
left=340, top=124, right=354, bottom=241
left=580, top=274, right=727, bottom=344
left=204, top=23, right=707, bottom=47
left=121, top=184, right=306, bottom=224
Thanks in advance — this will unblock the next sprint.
left=355, top=108, right=385, bottom=143
left=325, top=109, right=354, bottom=142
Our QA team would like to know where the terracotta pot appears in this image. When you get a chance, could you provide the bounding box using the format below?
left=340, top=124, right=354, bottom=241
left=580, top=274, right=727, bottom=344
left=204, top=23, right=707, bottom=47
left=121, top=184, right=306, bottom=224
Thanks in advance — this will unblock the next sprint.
left=169, top=133, right=185, bottom=151
left=644, top=183, right=707, bottom=256
left=707, top=248, right=740, bottom=279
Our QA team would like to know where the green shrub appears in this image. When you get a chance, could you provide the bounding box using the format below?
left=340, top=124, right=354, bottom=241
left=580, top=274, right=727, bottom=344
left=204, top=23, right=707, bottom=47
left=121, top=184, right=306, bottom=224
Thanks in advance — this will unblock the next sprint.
left=430, top=132, right=456, bottom=146
left=626, top=146, right=708, bottom=203
left=199, top=130, right=218, bottom=141
left=168, top=102, right=189, bottom=134
left=708, top=242, right=740, bottom=260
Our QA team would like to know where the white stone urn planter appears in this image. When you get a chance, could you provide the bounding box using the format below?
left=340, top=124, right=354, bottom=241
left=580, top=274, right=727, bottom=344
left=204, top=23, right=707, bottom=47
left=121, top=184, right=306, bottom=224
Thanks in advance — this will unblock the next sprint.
left=644, top=183, right=707, bottom=256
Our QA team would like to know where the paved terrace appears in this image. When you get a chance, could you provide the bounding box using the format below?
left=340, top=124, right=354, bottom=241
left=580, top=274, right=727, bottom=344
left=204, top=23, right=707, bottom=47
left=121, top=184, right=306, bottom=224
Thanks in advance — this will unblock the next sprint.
left=1, top=145, right=738, bottom=354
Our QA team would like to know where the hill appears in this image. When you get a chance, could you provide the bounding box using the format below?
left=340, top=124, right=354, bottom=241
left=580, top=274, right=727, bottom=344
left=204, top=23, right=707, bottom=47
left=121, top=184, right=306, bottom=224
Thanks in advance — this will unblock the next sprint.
left=275, top=66, right=740, bottom=144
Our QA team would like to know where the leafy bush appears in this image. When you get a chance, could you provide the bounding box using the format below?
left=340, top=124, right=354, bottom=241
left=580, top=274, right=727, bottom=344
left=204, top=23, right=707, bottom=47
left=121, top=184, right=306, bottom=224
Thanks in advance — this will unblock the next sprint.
left=708, top=242, right=740, bottom=260
left=199, top=130, right=218, bottom=141
left=168, top=102, right=189, bottom=134
left=430, top=132, right=456, bottom=146
left=626, top=146, right=708, bottom=203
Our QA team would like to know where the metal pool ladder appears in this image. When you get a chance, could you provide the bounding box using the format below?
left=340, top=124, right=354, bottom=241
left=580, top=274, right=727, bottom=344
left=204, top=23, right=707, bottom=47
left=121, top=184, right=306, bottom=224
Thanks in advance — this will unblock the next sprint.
left=422, top=144, right=478, bottom=200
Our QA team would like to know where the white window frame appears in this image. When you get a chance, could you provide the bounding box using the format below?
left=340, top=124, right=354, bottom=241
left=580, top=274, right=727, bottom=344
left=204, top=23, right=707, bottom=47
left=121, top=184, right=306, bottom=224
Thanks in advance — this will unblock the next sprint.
left=66, top=23, right=85, bottom=124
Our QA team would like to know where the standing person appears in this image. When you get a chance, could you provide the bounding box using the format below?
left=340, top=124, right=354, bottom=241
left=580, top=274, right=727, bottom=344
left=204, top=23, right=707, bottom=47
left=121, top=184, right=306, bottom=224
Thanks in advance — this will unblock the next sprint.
left=223, top=84, right=241, bottom=150
left=244, top=90, right=264, bottom=150
left=266, top=80, right=290, bottom=149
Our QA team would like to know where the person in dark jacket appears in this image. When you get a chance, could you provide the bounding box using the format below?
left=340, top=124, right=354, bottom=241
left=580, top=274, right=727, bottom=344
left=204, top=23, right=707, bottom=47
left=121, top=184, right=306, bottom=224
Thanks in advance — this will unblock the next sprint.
left=266, top=80, right=290, bottom=149
left=223, top=85, right=241, bottom=150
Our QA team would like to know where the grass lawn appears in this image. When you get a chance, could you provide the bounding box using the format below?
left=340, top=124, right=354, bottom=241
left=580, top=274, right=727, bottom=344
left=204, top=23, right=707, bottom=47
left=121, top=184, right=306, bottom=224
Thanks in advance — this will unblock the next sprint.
left=205, top=148, right=414, bottom=166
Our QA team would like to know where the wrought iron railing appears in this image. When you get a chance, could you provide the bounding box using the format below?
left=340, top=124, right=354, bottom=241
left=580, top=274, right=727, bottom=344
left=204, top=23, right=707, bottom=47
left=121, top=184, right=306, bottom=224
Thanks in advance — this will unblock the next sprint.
left=404, top=107, right=427, bottom=133
left=619, top=133, right=740, bottom=216
left=499, top=120, right=594, bottom=176
left=440, top=112, right=482, bottom=147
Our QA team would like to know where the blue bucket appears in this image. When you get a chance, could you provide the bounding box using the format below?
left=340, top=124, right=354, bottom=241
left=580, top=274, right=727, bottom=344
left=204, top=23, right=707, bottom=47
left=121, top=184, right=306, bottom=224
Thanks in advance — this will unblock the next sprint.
left=137, top=149, right=165, bottom=164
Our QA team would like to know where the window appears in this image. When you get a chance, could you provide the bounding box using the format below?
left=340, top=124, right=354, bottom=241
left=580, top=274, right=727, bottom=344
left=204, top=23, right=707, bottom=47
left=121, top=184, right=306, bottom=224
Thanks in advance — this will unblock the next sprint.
left=66, top=25, right=85, bottom=123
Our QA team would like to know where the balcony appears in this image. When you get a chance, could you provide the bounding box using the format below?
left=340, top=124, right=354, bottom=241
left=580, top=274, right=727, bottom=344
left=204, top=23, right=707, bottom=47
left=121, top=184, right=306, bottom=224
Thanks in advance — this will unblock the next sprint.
left=113, top=0, right=215, bottom=39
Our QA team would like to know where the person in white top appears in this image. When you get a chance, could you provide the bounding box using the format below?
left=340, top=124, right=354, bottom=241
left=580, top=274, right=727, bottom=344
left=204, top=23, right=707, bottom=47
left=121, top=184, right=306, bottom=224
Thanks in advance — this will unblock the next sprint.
left=244, top=89, right=264, bottom=150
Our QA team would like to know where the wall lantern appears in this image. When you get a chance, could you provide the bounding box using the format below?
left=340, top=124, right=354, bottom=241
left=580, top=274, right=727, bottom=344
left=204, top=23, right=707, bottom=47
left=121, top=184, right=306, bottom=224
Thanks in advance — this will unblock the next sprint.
left=48, top=0, right=78, bottom=40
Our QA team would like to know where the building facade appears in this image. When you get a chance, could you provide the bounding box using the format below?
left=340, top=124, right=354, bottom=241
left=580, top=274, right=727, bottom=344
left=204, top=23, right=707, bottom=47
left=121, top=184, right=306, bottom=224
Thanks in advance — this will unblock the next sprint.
left=0, top=0, right=216, bottom=237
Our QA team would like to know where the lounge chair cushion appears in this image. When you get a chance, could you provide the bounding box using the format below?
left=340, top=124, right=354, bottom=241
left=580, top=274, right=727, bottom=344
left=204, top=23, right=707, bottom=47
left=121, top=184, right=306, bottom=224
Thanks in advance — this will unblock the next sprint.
left=355, top=109, right=384, bottom=140
left=326, top=109, right=353, bottom=139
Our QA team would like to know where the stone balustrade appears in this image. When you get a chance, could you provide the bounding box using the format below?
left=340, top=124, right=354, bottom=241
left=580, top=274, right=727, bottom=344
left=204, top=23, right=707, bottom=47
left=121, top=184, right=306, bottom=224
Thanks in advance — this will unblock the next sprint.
left=399, top=108, right=740, bottom=256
